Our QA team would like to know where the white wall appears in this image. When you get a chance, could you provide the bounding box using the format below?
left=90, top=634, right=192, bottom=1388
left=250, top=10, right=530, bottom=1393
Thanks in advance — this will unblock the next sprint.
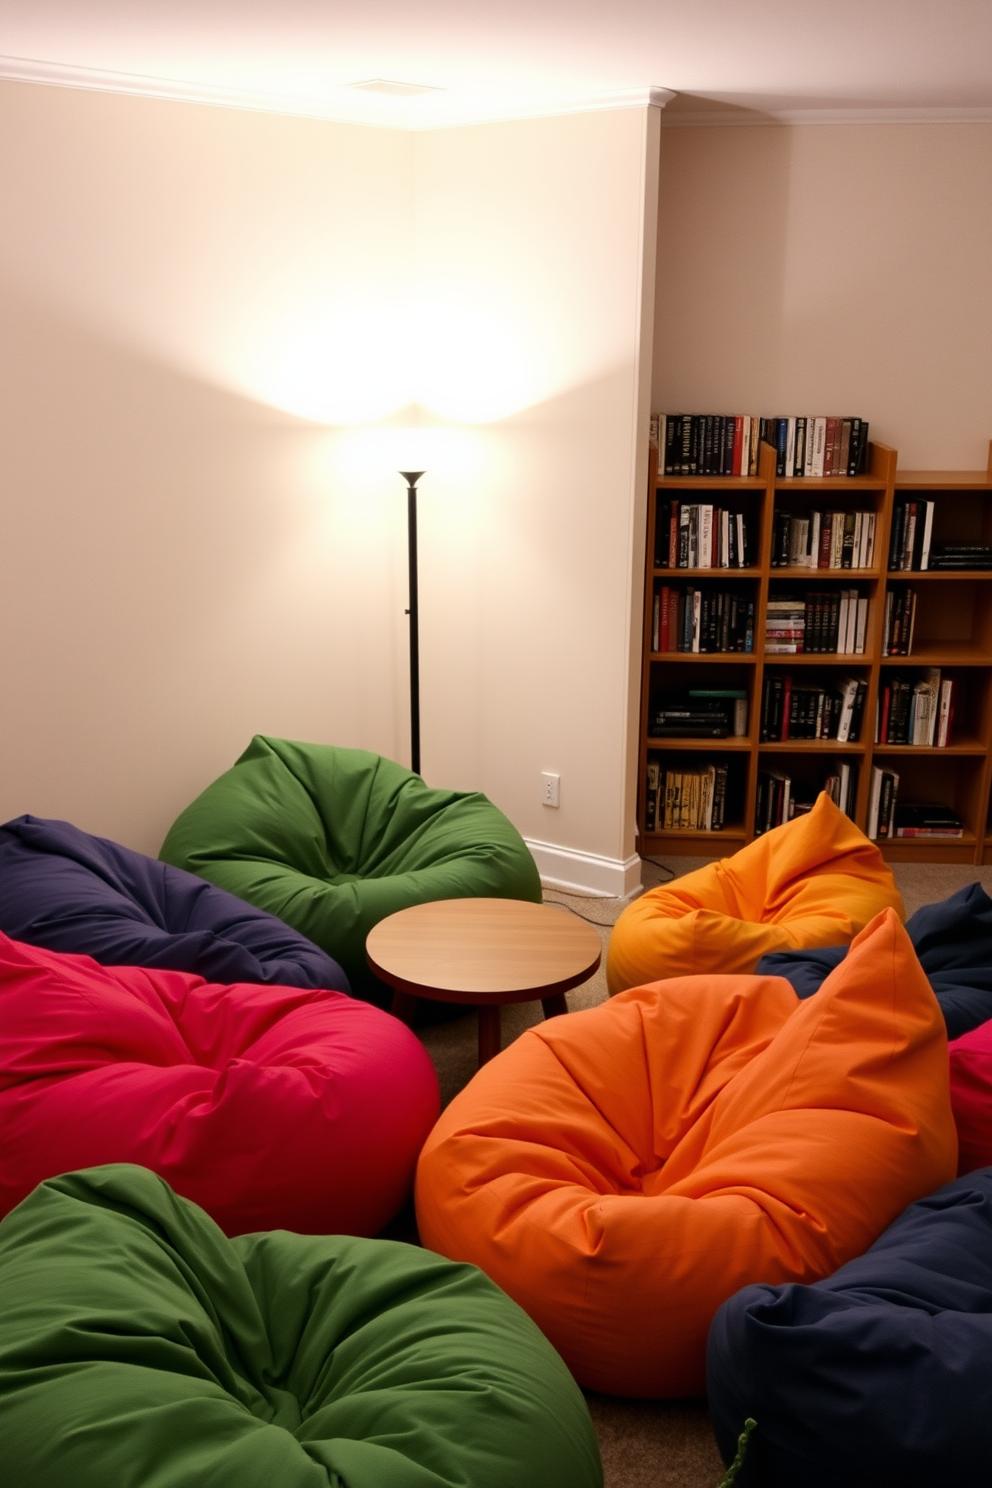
left=0, top=80, right=659, bottom=892
left=653, top=121, right=992, bottom=471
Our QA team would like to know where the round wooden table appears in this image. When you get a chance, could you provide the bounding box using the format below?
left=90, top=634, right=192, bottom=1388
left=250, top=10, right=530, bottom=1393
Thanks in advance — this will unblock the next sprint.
left=366, top=897, right=602, bottom=1066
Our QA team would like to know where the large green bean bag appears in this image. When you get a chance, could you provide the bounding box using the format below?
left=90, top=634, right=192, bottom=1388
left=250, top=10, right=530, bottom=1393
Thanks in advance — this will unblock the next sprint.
left=161, top=737, right=541, bottom=1002
left=0, top=1165, right=603, bottom=1488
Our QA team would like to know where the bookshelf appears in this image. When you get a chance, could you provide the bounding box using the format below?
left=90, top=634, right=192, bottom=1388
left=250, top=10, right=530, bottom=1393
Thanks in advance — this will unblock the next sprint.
left=637, top=437, right=992, bottom=865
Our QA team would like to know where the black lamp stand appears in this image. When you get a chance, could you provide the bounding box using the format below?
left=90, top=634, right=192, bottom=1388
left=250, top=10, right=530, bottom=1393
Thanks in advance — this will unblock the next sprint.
left=399, top=471, right=424, bottom=775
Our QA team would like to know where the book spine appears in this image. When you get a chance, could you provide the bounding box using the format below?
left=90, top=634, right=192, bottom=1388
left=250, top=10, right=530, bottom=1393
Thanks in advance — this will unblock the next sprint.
left=937, top=678, right=954, bottom=747
left=645, top=759, right=660, bottom=832
left=699, top=505, right=713, bottom=569
left=839, top=419, right=852, bottom=479
left=919, top=500, right=935, bottom=571
left=731, top=416, right=743, bottom=477
left=793, top=417, right=807, bottom=478
left=867, top=766, right=882, bottom=839
left=889, top=503, right=905, bottom=571
left=903, top=503, right=918, bottom=570
left=655, top=498, right=669, bottom=567
left=784, top=417, right=796, bottom=479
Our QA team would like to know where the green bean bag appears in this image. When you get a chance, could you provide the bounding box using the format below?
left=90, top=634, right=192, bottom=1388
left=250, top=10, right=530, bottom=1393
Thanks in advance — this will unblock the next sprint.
left=0, top=1165, right=603, bottom=1488
left=160, top=737, right=542, bottom=1002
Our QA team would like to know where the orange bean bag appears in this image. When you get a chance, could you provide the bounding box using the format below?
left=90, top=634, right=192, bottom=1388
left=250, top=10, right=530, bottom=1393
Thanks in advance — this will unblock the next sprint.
left=607, top=791, right=903, bottom=995
left=416, top=909, right=956, bottom=1397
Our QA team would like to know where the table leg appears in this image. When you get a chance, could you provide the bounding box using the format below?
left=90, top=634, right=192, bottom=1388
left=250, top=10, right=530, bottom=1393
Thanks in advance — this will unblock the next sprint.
left=391, top=991, right=419, bottom=1026
left=477, top=1006, right=502, bottom=1065
left=541, top=993, right=569, bottom=1021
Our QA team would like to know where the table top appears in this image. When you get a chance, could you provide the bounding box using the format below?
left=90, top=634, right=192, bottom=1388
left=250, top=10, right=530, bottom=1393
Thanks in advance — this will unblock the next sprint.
left=365, top=897, right=602, bottom=1005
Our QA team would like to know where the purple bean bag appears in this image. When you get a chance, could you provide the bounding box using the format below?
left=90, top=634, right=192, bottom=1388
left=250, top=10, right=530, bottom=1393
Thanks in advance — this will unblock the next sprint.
left=0, top=815, right=350, bottom=993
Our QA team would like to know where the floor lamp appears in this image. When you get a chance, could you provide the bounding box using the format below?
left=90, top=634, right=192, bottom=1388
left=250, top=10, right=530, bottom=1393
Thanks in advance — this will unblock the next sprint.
left=399, top=471, right=424, bottom=775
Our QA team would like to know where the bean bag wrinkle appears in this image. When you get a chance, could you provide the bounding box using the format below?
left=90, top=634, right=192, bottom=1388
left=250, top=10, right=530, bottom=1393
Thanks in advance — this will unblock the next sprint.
left=0, top=1165, right=602, bottom=1488
left=0, top=931, right=439, bottom=1236
left=416, top=909, right=956, bottom=1397
left=0, top=813, right=349, bottom=993
left=607, top=792, right=902, bottom=994
left=707, top=1169, right=992, bottom=1486
left=757, top=880, right=992, bottom=1039
left=159, top=737, right=541, bottom=1002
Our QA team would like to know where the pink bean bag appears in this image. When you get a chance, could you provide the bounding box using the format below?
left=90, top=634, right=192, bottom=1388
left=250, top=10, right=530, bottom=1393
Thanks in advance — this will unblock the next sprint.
left=949, top=1018, right=992, bottom=1174
left=0, top=931, right=439, bottom=1236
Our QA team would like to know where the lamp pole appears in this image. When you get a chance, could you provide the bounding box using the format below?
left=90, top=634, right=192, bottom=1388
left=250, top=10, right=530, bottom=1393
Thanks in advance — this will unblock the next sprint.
left=399, top=471, right=424, bottom=776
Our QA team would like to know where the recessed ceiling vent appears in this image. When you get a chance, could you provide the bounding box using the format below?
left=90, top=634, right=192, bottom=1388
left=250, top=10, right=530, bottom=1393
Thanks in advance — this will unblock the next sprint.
left=345, top=79, right=443, bottom=97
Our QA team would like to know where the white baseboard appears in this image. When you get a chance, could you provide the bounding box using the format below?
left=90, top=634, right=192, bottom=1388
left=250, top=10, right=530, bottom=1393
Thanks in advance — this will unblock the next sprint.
left=525, top=838, right=642, bottom=899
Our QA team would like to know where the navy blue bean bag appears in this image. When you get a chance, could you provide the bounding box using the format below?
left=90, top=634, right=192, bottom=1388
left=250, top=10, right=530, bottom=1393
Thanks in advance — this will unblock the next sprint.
left=0, top=815, right=350, bottom=993
left=756, top=880, right=992, bottom=1038
left=707, top=1168, right=992, bottom=1487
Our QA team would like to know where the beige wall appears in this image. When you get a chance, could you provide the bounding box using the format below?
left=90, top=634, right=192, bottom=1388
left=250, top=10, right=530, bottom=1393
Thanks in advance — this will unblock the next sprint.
left=654, top=122, right=992, bottom=471
left=411, top=107, right=659, bottom=891
left=0, top=80, right=658, bottom=891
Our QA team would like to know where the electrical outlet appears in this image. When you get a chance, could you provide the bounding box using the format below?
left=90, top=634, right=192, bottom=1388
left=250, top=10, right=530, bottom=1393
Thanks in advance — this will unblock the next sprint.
left=541, top=772, right=560, bottom=808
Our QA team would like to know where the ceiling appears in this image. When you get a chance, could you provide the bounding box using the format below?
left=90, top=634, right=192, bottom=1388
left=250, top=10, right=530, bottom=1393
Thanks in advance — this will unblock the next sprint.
left=1, top=0, right=991, bottom=128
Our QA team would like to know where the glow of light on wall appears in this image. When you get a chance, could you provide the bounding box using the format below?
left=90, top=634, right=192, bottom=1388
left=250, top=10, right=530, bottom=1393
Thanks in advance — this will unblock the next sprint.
left=412, top=300, right=540, bottom=423
left=260, top=304, right=412, bottom=425
left=331, top=423, right=483, bottom=485
left=256, top=298, right=539, bottom=428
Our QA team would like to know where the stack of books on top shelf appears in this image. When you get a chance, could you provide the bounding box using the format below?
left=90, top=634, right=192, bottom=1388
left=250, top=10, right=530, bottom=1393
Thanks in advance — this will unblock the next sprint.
left=650, top=690, right=748, bottom=739
left=765, top=589, right=868, bottom=655
left=881, top=587, right=917, bottom=656
left=652, top=585, right=755, bottom=653
left=875, top=668, right=954, bottom=746
left=653, top=415, right=759, bottom=478
left=655, top=501, right=752, bottom=568
left=771, top=510, right=877, bottom=569
left=868, top=770, right=964, bottom=840
left=650, top=414, right=870, bottom=478
left=644, top=759, right=729, bottom=832
left=763, top=417, right=870, bottom=479
left=760, top=674, right=867, bottom=743
left=755, top=761, right=857, bottom=835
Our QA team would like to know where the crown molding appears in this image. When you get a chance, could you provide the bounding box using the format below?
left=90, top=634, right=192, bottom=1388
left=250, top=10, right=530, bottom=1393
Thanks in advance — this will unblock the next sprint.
left=0, top=55, right=674, bottom=130
left=777, top=105, right=992, bottom=125
left=661, top=103, right=992, bottom=128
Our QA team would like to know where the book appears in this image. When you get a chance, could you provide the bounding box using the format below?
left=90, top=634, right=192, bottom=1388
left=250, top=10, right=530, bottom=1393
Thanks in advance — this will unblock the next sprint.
left=936, top=678, right=954, bottom=747
left=662, top=764, right=729, bottom=831
left=834, top=675, right=862, bottom=744
left=689, top=688, right=748, bottom=737
left=877, top=769, right=899, bottom=837
left=919, top=501, right=935, bottom=570
left=645, top=758, right=660, bottom=831
left=867, top=766, right=884, bottom=839
left=892, top=801, right=963, bottom=837
left=655, top=414, right=868, bottom=479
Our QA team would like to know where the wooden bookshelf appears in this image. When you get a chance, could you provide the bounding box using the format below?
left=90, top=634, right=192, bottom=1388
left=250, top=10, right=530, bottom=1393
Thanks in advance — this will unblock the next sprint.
left=636, top=437, right=992, bottom=864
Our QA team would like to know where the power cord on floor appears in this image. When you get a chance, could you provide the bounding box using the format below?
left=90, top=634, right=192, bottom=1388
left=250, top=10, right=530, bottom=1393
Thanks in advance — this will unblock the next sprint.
left=542, top=857, right=676, bottom=927
left=540, top=893, right=620, bottom=928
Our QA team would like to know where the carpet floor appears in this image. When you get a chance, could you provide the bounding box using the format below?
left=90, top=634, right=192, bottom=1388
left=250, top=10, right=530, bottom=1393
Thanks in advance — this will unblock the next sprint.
left=412, top=855, right=991, bottom=1488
